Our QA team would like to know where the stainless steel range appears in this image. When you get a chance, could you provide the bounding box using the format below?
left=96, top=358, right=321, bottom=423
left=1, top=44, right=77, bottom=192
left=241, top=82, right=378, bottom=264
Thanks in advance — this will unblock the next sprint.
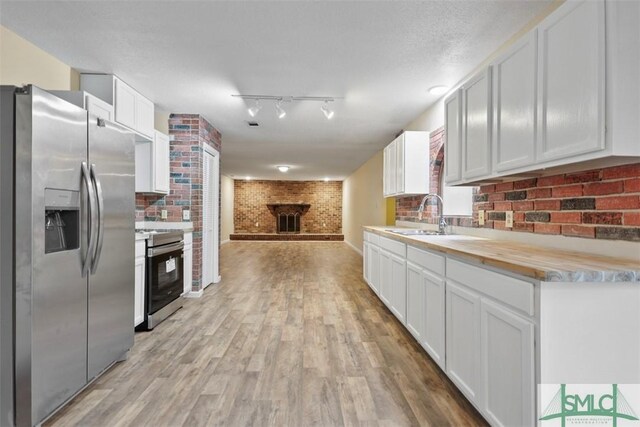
left=138, top=231, right=184, bottom=330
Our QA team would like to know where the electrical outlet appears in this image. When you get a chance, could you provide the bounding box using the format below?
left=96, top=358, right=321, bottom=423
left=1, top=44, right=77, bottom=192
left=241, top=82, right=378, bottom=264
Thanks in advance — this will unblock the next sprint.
left=478, top=210, right=485, bottom=226
left=182, top=210, right=190, bottom=221
left=505, top=210, right=514, bottom=228
left=161, top=209, right=168, bottom=219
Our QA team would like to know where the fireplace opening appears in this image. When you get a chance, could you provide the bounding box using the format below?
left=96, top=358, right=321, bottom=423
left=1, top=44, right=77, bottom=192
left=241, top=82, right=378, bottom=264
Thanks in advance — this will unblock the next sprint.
left=277, top=213, right=300, bottom=234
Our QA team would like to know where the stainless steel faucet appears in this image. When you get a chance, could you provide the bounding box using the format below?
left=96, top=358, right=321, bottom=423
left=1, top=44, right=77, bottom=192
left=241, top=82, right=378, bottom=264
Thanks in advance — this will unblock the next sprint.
left=417, top=193, right=447, bottom=234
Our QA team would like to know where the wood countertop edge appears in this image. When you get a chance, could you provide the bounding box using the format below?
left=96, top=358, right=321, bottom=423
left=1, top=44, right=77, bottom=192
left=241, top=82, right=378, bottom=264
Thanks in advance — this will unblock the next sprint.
left=362, top=226, right=639, bottom=282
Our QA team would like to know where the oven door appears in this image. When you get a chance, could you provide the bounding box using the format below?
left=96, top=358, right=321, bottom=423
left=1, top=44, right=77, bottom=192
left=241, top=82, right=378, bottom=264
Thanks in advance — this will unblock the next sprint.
left=146, top=241, right=184, bottom=315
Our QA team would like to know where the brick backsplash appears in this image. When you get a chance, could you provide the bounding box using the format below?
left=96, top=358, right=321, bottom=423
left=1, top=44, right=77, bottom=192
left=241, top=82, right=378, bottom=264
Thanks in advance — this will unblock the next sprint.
left=395, top=127, right=640, bottom=241
left=136, top=114, right=223, bottom=291
left=475, top=164, right=640, bottom=241
left=234, top=180, right=342, bottom=234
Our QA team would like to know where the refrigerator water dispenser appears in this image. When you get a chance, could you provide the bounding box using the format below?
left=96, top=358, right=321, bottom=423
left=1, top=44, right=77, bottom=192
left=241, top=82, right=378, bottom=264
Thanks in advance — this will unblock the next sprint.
left=44, top=189, right=79, bottom=253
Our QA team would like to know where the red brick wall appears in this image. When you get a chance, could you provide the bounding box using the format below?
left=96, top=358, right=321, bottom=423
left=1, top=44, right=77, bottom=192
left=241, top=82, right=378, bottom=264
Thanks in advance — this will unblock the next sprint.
left=474, top=164, right=640, bottom=240
left=234, top=180, right=342, bottom=234
left=395, top=127, right=640, bottom=241
left=136, top=114, right=223, bottom=290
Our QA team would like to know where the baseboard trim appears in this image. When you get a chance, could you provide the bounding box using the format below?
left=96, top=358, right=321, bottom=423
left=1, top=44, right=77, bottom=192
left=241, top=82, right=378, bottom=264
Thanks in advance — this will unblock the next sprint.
left=184, top=289, right=203, bottom=298
left=345, top=239, right=363, bottom=256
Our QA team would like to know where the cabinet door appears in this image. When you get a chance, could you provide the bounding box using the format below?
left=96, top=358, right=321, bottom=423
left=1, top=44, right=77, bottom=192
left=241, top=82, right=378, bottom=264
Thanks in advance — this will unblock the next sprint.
left=183, top=244, right=193, bottom=295
left=134, top=256, right=145, bottom=327
left=369, top=244, right=380, bottom=295
left=390, top=254, right=407, bottom=324
left=406, top=262, right=424, bottom=340
left=463, top=68, right=492, bottom=180
left=537, top=0, right=605, bottom=162
left=363, top=241, right=370, bottom=285
left=493, top=31, right=537, bottom=172
left=444, top=90, right=462, bottom=184
left=446, top=280, right=482, bottom=404
left=423, top=270, right=445, bottom=370
left=85, top=93, right=114, bottom=121
left=114, top=79, right=137, bottom=130
left=136, top=95, right=155, bottom=139
left=481, top=299, right=534, bottom=427
left=395, top=136, right=405, bottom=194
left=383, top=145, right=390, bottom=197
left=379, top=249, right=392, bottom=306
left=153, top=131, right=170, bottom=194
left=388, top=140, right=397, bottom=195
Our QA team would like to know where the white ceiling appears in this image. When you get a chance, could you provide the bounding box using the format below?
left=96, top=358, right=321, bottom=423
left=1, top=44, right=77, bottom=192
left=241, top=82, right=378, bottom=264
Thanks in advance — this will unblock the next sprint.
left=1, top=1, right=552, bottom=180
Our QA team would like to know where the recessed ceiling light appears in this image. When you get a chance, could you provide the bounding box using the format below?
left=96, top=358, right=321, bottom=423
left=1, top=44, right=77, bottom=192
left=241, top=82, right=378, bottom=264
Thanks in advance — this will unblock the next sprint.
left=245, top=176, right=252, bottom=181
left=324, top=177, right=330, bottom=182
left=277, top=165, right=289, bottom=173
left=428, top=85, right=449, bottom=96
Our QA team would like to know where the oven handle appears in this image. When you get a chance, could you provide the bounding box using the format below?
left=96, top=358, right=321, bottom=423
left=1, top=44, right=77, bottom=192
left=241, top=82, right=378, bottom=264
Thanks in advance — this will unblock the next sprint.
left=147, top=241, right=184, bottom=258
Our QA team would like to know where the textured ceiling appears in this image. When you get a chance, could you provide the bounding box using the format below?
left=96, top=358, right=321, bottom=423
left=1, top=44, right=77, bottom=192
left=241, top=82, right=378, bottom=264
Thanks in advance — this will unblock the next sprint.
left=0, top=1, right=553, bottom=180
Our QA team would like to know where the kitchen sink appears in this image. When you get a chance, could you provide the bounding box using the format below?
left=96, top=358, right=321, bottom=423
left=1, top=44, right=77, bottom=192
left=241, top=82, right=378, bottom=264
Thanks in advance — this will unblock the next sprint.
left=385, top=229, right=445, bottom=236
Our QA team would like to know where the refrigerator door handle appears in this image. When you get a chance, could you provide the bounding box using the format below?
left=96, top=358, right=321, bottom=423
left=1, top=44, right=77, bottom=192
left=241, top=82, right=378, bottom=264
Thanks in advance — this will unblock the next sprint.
left=82, top=161, right=98, bottom=277
left=90, top=163, right=105, bottom=274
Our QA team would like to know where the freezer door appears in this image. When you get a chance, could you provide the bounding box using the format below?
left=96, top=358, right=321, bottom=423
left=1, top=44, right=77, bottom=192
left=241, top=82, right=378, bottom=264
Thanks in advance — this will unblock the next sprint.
left=87, top=115, right=135, bottom=380
left=14, top=86, right=89, bottom=426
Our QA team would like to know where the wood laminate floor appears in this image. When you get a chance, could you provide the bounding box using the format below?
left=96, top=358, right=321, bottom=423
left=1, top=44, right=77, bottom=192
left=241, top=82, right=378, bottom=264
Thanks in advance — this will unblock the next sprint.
left=45, top=242, right=487, bottom=427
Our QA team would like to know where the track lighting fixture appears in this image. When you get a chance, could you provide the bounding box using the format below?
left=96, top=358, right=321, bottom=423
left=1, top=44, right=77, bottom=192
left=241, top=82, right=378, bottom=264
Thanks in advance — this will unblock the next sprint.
left=275, top=100, right=287, bottom=119
left=321, top=101, right=334, bottom=120
left=233, top=94, right=340, bottom=119
left=247, top=99, right=262, bottom=117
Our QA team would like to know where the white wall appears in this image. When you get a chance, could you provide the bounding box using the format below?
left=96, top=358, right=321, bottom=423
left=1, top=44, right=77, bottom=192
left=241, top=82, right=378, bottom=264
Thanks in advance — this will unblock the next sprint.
left=220, top=174, right=234, bottom=242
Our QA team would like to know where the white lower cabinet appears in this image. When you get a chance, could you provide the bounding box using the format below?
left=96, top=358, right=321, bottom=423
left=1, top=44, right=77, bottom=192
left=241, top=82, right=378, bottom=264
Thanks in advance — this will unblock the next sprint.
left=481, top=299, right=535, bottom=427
left=406, top=262, right=425, bottom=341
left=379, top=249, right=392, bottom=307
left=183, top=232, right=193, bottom=295
left=362, top=231, right=537, bottom=426
left=389, top=253, right=406, bottom=324
left=422, top=270, right=446, bottom=370
left=134, top=240, right=146, bottom=327
left=363, top=241, right=370, bottom=285
left=446, top=280, right=482, bottom=403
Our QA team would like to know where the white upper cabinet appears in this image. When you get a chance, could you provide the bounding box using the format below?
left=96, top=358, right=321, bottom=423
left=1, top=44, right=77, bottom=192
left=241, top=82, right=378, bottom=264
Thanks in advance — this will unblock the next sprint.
left=462, top=68, right=492, bottom=180
left=492, top=30, right=537, bottom=172
left=537, top=0, right=605, bottom=162
left=81, top=74, right=155, bottom=140
left=135, top=130, right=171, bottom=194
left=383, top=131, right=429, bottom=197
left=444, top=0, right=640, bottom=186
left=444, top=90, right=462, bottom=184
left=114, top=79, right=137, bottom=130
left=48, top=91, right=114, bottom=122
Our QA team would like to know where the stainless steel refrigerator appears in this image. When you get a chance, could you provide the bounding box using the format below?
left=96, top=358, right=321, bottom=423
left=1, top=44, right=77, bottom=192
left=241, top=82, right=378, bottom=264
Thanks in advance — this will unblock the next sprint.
left=0, top=85, right=135, bottom=427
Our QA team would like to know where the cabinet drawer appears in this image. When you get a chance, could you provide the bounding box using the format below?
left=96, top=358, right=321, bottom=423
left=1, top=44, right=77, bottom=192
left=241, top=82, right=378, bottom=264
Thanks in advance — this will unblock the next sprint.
left=446, top=258, right=534, bottom=316
left=135, top=240, right=146, bottom=258
left=364, top=231, right=379, bottom=245
left=407, top=245, right=445, bottom=276
left=379, top=236, right=406, bottom=257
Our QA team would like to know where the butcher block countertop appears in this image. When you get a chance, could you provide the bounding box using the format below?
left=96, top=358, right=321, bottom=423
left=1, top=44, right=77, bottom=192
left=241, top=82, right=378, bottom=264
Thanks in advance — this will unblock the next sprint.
left=364, top=226, right=640, bottom=282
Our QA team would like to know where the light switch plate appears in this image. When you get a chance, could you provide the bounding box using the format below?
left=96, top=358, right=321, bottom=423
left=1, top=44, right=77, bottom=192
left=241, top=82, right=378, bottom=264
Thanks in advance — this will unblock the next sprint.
left=161, top=209, right=168, bottom=219
left=478, top=210, right=485, bottom=226
left=505, top=210, right=514, bottom=228
left=183, top=210, right=190, bottom=220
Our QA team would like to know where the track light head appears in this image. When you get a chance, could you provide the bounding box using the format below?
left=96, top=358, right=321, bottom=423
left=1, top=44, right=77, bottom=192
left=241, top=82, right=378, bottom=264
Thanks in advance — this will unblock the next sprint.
left=275, top=100, right=287, bottom=119
left=321, top=101, right=334, bottom=120
left=248, top=99, right=262, bottom=117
